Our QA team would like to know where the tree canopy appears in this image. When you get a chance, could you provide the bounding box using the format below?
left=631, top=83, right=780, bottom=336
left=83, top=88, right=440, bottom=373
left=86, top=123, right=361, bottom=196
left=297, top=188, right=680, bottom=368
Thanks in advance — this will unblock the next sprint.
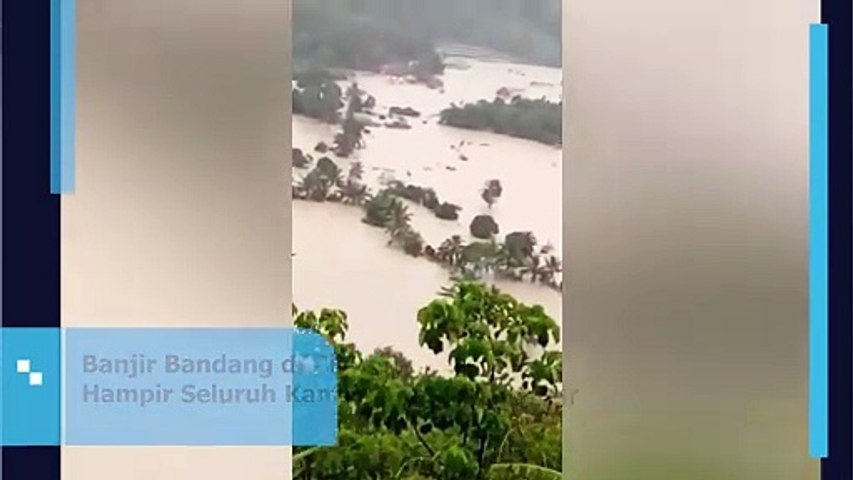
left=440, top=97, right=562, bottom=146
left=293, top=281, right=562, bottom=480
left=293, top=0, right=561, bottom=69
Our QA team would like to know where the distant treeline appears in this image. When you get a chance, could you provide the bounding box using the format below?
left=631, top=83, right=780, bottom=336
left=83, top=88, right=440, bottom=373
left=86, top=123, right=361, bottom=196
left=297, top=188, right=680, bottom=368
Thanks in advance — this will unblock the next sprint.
left=439, top=97, right=562, bottom=146
left=293, top=0, right=441, bottom=74
left=293, top=0, right=561, bottom=70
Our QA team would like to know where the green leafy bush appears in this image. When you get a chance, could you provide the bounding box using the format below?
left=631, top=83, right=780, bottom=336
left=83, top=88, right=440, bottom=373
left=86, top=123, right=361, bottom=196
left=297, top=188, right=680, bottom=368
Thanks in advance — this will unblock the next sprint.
left=293, top=281, right=562, bottom=480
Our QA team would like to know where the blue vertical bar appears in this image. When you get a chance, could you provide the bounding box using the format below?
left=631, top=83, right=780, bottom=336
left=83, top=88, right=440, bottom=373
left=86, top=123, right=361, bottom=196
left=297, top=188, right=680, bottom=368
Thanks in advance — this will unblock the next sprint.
left=808, top=22, right=828, bottom=459
left=59, top=0, right=74, bottom=194
left=49, top=0, right=59, bottom=193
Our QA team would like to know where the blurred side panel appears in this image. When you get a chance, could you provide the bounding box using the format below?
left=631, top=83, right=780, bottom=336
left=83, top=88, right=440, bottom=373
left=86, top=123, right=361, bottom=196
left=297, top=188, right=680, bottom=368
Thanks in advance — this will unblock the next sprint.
left=62, top=0, right=291, bottom=479
left=563, top=1, right=819, bottom=479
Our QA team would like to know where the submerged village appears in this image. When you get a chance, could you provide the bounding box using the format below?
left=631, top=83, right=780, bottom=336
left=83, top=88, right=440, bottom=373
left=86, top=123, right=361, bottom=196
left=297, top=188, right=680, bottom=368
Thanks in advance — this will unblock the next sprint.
left=289, top=2, right=567, bottom=478
left=291, top=49, right=564, bottom=291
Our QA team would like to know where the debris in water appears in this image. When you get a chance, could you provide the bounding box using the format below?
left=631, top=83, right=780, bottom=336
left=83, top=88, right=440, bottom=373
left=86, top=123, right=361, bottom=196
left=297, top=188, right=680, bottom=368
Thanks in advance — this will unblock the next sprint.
left=385, top=119, right=412, bottom=129
left=389, top=106, right=421, bottom=117
left=459, top=154, right=468, bottom=161
left=445, top=165, right=457, bottom=171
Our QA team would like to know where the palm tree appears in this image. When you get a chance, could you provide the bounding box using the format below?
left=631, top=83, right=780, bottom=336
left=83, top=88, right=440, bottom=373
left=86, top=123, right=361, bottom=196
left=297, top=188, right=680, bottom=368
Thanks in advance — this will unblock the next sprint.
left=337, top=161, right=367, bottom=205
left=493, top=244, right=520, bottom=279
left=460, top=241, right=501, bottom=279
left=348, top=161, right=364, bottom=182
left=339, top=181, right=369, bottom=206
left=539, top=255, right=562, bottom=287
left=362, top=190, right=395, bottom=227
left=437, top=235, right=465, bottom=266
left=385, top=199, right=412, bottom=244
left=522, top=255, right=543, bottom=283
left=334, top=117, right=366, bottom=157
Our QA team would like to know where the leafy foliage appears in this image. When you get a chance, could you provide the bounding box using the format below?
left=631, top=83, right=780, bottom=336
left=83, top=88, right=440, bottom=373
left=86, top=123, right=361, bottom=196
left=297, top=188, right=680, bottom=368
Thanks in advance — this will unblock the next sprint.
left=293, top=148, right=312, bottom=169
left=293, top=80, right=344, bottom=124
left=293, top=282, right=562, bottom=480
left=293, top=0, right=561, bottom=68
left=487, top=463, right=562, bottom=480
left=470, top=215, right=500, bottom=240
left=293, top=158, right=561, bottom=289
left=440, top=97, right=562, bottom=146
left=384, top=181, right=461, bottom=222
left=433, top=202, right=462, bottom=221
left=293, top=0, right=442, bottom=75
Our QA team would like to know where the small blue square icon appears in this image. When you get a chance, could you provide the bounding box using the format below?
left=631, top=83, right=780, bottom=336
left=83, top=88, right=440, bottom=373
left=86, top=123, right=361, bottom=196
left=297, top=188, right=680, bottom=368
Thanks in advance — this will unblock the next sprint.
left=2, top=328, right=61, bottom=446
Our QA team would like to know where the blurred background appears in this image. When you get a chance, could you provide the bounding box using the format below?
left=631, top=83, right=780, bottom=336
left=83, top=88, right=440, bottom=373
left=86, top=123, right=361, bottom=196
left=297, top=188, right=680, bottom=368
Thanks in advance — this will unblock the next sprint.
left=564, top=0, right=819, bottom=478
left=62, top=1, right=291, bottom=479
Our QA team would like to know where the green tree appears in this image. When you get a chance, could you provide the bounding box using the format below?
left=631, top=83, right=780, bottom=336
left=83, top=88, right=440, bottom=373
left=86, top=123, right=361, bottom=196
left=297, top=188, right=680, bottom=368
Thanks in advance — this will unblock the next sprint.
left=334, top=115, right=366, bottom=158
left=437, top=235, right=466, bottom=266
left=470, top=215, right=500, bottom=240
left=339, top=162, right=369, bottom=206
left=481, top=180, right=503, bottom=209
left=385, top=200, right=414, bottom=244
left=439, top=98, right=562, bottom=146
left=293, top=148, right=312, bottom=169
left=362, top=190, right=397, bottom=227
left=292, top=282, right=562, bottom=480
left=503, top=231, right=537, bottom=262
left=433, top=202, right=462, bottom=221
left=293, top=80, right=344, bottom=124
left=316, top=157, right=344, bottom=184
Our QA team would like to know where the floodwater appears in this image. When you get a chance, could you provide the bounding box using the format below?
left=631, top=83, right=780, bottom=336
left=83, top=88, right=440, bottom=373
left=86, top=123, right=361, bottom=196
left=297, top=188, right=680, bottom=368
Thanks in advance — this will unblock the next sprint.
left=293, top=59, right=563, bottom=371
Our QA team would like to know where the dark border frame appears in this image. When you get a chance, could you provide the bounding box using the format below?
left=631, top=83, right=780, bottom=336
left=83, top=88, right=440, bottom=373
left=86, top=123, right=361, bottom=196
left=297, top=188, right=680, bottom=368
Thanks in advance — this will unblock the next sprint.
left=2, top=1, right=61, bottom=479
left=0, top=2, right=848, bottom=479
left=822, top=0, right=852, bottom=478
